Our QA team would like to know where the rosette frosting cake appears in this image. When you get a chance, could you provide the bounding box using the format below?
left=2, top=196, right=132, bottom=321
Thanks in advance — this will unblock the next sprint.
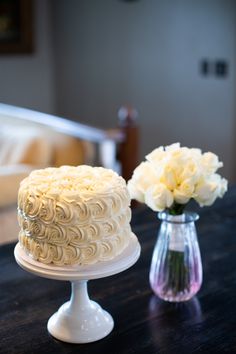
left=17, top=165, right=132, bottom=265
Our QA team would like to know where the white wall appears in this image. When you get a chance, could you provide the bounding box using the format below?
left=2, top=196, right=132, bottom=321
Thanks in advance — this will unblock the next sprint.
left=52, top=0, right=236, bottom=182
left=0, top=0, right=55, bottom=113
left=1, top=1, right=234, bottom=180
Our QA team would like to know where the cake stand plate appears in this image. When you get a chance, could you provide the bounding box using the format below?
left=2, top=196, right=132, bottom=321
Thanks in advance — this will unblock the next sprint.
left=14, top=233, right=141, bottom=344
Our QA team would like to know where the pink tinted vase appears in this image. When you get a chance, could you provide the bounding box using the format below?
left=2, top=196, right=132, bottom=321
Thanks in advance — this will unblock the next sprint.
left=149, top=212, right=202, bottom=302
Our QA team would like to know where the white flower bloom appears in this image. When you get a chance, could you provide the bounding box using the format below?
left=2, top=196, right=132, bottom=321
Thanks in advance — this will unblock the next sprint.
left=127, top=161, right=158, bottom=202
left=145, top=183, right=173, bottom=212
left=127, top=143, right=227, bottom=210
left=167, top=147, right=191, bottom=176
left=174, top=179, right=195, bottom=204
left=131, top=161, right=158, bottom=186
left=145, top=146, right=166, bottom=165
left=127, top=180, right=145, bottom=203
left=190, top=148, right=202, bottom=160
left=165, top=142, right=181, bottom=152
left=160, top=165, right=177, bottom=190
left=180, top=160, right=201, bottom=185
left=201, top=152, right=223, bottom=175
left=219, top=178, right=228, bottom=197
left=194, top=174, right=225, bottom=206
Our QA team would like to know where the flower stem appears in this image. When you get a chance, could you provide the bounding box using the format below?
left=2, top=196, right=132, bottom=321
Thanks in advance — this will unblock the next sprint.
left=164, top=250, right=190, bottom=296
left=168, top=202, right=185, bottom=216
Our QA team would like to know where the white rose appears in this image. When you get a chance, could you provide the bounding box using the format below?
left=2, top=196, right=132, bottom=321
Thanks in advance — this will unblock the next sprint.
left=128, top=143, right=227, bottom=210
left=145, top=146, right=165, bottom=164
left=180, top=159, right=201, bottom=185
left=167, top=146, right=192, bottom=177
left=219, top=178, right=228, bottom=197
left=201, top=152, right=223, bottom=175
left=168, top=146, right=189, bottom=162
left=165, top=142, right=181, bottom=152
left=160, top=165, right=177, bottom=190
left=173, top=179, right=195, bottom=204
left=145, top=183, right=173, bottom=212
left=127, top=161, right=159, bottom=203
left=131, top=161, right=156, bottom=182
left=127, top=180, right=145, bottom=203
left=194, top=174, right=225, bottom=206
left=190, top=148, right=202, bottom=160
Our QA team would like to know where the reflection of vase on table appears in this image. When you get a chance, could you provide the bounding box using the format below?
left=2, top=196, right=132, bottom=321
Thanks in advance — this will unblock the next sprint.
left=149, top=212, right=202, bottom=302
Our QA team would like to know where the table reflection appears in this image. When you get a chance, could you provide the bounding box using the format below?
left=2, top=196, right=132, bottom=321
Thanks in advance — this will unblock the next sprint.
left=148, top=296, right=203, bottom=351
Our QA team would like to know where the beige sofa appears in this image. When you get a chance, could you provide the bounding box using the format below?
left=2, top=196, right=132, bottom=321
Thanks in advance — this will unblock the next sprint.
left=0, top=103, right=139, bottom=210
left=0, top=107, right=95, bottom=208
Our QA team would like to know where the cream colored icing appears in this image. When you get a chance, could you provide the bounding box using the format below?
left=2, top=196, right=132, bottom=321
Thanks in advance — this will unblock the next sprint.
left=18, top=165, right=132, bottom=265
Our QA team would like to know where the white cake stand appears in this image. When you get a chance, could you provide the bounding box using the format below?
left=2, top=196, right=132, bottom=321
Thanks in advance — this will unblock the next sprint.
left=14, top=233, right=140, bottom=344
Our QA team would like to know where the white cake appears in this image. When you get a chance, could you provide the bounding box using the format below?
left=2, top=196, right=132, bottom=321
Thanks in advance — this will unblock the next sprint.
left=18, top=165, right=132, bottom=265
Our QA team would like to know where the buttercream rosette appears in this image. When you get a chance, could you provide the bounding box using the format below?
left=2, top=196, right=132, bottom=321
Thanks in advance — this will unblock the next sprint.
left=18, top=165, right=132, bottom=265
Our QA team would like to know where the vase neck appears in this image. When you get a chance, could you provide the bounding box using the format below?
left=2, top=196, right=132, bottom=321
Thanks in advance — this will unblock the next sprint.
left=158, top=211, right=199, bottom=224
left=169, top=214, right=186, bottom=222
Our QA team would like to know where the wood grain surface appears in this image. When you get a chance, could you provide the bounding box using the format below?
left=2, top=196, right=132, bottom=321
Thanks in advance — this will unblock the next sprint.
left=0, top=188, right=236, bottom=353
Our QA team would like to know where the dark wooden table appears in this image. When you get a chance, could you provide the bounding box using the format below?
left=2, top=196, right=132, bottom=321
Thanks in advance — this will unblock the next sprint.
left=1, top=188, right=236, bottom=354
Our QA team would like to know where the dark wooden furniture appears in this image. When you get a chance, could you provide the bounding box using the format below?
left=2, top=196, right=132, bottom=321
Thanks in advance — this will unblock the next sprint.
left=117, top=106, right=139, bottom=182
left=0, top=188, right=236, bottom=353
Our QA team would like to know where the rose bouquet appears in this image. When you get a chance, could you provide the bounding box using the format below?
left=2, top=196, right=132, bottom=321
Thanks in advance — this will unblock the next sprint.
left=128, top=143, right=228, bottom=301
left=128, top=142, right=227, bottom=214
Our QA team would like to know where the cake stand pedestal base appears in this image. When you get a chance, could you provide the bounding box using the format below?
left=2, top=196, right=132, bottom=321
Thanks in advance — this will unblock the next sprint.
left=14, top=233, right=140, bottom=343
left=48, top=280, right=114, bottom=343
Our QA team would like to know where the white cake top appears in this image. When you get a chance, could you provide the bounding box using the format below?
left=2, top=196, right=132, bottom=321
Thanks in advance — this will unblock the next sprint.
left=19, top=165, right=127, bottom=201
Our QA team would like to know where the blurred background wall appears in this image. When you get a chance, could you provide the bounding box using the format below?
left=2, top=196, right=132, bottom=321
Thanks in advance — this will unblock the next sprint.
left=0, top=0, right=55, bottom=113
left=0, top=0, right=235, bottom=181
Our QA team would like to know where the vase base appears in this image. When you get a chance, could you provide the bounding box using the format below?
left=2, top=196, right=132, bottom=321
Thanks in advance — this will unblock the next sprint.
left=151, top=285, right=201, bottom=302
left=157, top=294, right=196, bottom=303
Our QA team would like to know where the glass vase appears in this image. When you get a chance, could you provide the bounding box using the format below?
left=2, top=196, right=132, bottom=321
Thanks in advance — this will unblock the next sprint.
left=149, top=212, right=202, bottom=302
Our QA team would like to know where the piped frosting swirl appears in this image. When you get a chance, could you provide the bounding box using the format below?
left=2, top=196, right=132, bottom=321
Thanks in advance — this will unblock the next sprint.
left=18, top=165, right=132, bottom=265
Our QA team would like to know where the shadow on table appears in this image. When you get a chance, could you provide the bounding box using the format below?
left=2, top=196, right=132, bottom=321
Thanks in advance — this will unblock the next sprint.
left=149, top=295, right=202, bottom=324
left=148, top=295, right=203, bottom=351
